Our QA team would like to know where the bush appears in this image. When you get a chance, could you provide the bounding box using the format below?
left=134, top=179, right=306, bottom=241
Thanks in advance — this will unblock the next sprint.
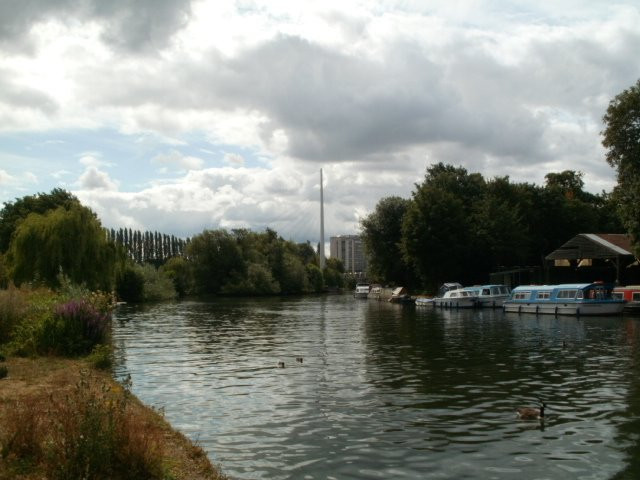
left=88, top=343, right=113, bottom=370
left=116, top=266, right=145, bottom=303
left=37, top=300, right=110, bottom=356
left=139, top=264, right=177, bottom=302
left=0, top=286, right=27, bottom=344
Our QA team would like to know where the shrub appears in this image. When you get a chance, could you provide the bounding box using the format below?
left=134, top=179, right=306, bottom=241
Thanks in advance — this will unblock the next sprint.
left=0, top=286, right=27, bottom=344
left=38, top=300, right=110, bottom=356
left=88, top=343, right=113, bottom=370
left=116, top=266, right=145, bottom=303
left=139, top=264, right=177, bottom=302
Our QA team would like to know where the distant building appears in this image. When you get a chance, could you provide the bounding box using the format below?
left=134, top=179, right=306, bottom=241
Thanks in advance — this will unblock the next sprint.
left=329, top=235, right=367, bottom=274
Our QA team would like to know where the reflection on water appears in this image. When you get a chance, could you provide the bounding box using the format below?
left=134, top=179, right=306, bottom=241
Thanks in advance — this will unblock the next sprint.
left=112, top=295, right=640, bottom=480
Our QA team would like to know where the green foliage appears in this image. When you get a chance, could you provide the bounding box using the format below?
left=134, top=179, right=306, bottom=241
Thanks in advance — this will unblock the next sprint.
left=380, top=162, right=623, bottom=291
left=7, top=204, right=117, bottom=291
left=88, top=343, right=113, bottom=370
left=602, top=78, right=640, bottom=253
left=0, top=188, right=79, bottom=253
left=0, top=287, right=27, bottom=345
left=36, top=299, right=110, bottom=356
left=187, top=230, right=245, bottom=295
left=1, top=286, right=115, bottom=359
left=360, top=196, right=412, bottom=285
left=306, top=264, right=324, bottom=292
left=139, top=264, right=177, bottom=302
left=161, top=256, right=194, bottom=297
left=116, top=265, right=145, bottom=303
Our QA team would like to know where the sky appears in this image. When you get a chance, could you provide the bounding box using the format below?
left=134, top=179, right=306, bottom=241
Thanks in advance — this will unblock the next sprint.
left=1, top=0, right=639, bottom=252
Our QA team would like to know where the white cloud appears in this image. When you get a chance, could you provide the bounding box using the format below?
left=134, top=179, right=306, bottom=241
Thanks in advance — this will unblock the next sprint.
left=0, top=169, right=15, bottom=184
left=223, top=153, right=245, bottom=167
left=152, top=149, right=204, bottom=171
left=78, top=166, right=118, bottom=191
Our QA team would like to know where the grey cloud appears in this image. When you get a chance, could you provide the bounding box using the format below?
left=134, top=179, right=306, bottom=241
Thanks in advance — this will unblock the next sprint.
left=0, top=72, right=58, bottom=113
left=0, top=0, right=192, bottom=53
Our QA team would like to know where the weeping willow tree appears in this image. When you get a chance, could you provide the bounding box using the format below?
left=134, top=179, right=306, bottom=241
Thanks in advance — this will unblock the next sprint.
left=7, top=204, right=117, bottom=291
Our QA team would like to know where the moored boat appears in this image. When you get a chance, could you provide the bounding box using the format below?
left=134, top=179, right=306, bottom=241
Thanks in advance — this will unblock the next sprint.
left=415, top=297, right=435, bottom=307
left=613, top=285, right=640, bottom=314
left=503, top=282, right=624, bottom=316
left=433, top=283, right=477, bottom=308
left=354, top=283, right=370, bottom=299
left=464, top=284, right=511, bottom=308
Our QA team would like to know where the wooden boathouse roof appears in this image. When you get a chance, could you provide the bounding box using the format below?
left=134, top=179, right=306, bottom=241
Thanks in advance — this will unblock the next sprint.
left=545, top=233, right=635, bottom=260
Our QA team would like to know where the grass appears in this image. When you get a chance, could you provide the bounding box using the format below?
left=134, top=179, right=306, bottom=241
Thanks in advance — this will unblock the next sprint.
left=0, top=285, right=228, bottom=480
left=0, top=357, right=228, bottom=480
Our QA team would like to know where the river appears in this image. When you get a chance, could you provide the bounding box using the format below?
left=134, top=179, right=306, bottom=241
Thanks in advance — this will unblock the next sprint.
left=112, top=294, right=640, bottom=480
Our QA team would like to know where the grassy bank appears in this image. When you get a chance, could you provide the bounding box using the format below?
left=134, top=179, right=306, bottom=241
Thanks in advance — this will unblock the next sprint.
left=0, top=357, right=228, bottom=480
left=0, top=284, right=228, bottom=480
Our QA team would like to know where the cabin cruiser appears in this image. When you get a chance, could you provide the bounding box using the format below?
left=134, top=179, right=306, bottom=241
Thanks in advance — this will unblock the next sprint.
left=503, top=282, right=624, bottom=316
left=354, top=283, right=370, bottom=299
left=433, top=283, right=477, bottom=308
left=464, top=284, right=511, bottom=308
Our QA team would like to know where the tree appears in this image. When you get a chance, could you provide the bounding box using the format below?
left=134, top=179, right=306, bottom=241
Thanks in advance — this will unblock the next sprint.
left=360, top=196, right=411, bottom=285
left=187, top=230, right=245, bottom=294
left=0, top=188, right=79, bottom=253
left=7, top=204, right=117, bottom=290
left=602, top=79, right=640, bottom=252
left=401, top=164, right=485, bottom=290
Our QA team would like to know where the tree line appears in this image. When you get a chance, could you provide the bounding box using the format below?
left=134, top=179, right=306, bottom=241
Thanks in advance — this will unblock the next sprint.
left=0, top=189, right=346, bottom=301
left=360, top=165, right=622, bottom=292
left=107, top=228, right=189, bottom=265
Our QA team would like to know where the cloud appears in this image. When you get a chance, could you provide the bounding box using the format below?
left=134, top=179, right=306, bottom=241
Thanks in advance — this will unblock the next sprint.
left=152, top=149, right=204, bottom=171
left=0, top=0, right=193, bottom=53
left=78, top=166, right=118, bottom=191
left=223, top=153, right=245, bottom=167
left=0, top=169, right=15, bottom=185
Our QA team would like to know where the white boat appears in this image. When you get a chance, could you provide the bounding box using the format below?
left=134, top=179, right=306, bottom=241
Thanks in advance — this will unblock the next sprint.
left=415, top=297, right=435, bottom=307
left=433, top=283, right=477, bottom=308
left=503, top=282, right=624, bottom=316
left=464, top=284, right=511, bottom=308
left=354, top=283, right=370, bottom=299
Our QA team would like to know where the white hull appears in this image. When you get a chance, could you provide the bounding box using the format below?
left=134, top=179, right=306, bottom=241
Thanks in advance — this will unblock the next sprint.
left=415, top=298, right=435, bottom=307
left=503, top=301, right=624, bottom=316
left=476, top=296, right=509, bottom=308
left=433, top=298, right=476, bottom=309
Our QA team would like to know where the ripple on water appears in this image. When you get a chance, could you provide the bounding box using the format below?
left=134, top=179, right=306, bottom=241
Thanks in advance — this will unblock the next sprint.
left=113, top=298, right=639, bottom=479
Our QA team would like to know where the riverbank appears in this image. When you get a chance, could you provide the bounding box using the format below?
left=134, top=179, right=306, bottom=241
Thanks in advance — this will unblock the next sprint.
left=0, top=356, right=228, bottom=480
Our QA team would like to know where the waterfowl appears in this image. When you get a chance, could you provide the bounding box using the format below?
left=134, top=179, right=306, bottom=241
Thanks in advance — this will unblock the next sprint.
left=296, top=357, right=303, bottom=363
left=516, top=402, right=546, bottom=420
left=277, top=361, right=285, bottom=368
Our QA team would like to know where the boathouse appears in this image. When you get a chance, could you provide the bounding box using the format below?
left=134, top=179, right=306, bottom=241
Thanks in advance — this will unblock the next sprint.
left=544, top=233, right=639, bottom=285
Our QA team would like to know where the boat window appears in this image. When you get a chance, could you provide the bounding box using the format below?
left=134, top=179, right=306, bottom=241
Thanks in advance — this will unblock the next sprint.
left=633, top=292, right=640, bottom=301
left=500, top=286, right=510, bottom=294
left=576, top=290, right=584, bottom=299
left=536, top=291, right=550, bottom=299
left=557, top=289, right=578, bottom=299
left=491, top=287, right=501, bottom=295
left=513, top=291, right=530, bottom=300
left=482, top=288, right=491, bottom=295
left=612, top=292, right=624, bottom=300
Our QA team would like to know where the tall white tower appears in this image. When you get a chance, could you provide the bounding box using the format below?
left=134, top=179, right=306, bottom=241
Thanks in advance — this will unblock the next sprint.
left=319, top=168, right=325, bottom=269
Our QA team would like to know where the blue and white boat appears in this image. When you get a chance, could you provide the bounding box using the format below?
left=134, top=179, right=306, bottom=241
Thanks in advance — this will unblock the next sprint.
left=463, top=284, right=511, bottom=308
left=503, top=282, right=624, bottom=316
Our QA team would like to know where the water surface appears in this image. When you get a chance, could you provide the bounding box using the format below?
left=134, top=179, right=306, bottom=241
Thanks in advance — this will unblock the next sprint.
left=112, top=295, right=640, bottom=479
